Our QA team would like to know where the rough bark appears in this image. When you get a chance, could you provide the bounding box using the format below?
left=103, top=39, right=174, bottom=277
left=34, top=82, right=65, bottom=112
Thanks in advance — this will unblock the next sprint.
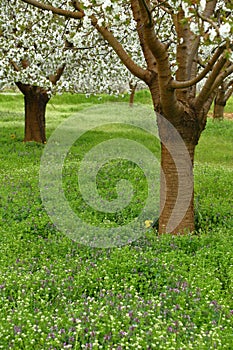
left=157, top=117, right=198, bottom=234
left=16, top=83, right=49, bottom=143
left=151, top=91, right=203, bottom=234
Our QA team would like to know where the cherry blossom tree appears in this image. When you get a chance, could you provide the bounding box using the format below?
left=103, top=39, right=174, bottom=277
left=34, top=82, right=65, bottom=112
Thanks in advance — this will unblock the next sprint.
left=16, top=0, right=233, bottom=233
left=0, top=0, right=137, bottom=142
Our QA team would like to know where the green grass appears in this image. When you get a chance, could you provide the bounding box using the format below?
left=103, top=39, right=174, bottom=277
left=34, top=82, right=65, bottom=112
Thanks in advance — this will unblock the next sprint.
left=224, top=96, right=233, bottom=113
left=0, top=92, right=233, bottom=349
left=196, top=119, right=233, bottom=166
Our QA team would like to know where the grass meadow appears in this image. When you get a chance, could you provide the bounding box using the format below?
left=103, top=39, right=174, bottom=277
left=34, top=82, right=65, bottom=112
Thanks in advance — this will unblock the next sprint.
left=0, top=91, right=233, bottom=349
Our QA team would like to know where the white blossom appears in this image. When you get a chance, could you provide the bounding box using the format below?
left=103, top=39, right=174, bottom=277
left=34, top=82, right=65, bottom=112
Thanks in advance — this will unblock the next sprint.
left=199, top=0, right=206, bottom=12
left=219, top=23, right=231, bottom=39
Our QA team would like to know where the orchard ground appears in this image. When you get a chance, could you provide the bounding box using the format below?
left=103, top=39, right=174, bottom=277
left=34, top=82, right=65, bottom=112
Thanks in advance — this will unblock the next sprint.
left=0, top=91, right=233, bottom=349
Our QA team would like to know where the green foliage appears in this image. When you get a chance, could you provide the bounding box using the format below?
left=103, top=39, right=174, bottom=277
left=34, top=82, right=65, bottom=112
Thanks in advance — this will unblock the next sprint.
left=0, top=93, right=232, bottom=349
left=194, top=119, right=233, bottom=231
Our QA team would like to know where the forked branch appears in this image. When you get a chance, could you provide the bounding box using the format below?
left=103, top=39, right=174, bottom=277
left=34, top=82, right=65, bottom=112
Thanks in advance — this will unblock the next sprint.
left=170, top=45, right=226, bottom=89
left=49, top=64, right=66, bottom=85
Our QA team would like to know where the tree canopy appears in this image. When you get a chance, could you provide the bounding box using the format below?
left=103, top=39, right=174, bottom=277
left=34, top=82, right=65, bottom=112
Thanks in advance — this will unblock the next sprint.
left=0, top=0, right=140, bottom=95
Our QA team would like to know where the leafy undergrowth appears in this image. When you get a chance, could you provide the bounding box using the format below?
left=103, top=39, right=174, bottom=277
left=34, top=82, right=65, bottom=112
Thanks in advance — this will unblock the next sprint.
left=0, top=227, right=233, bottom=349
left=0, top=96, right=233, bottom=349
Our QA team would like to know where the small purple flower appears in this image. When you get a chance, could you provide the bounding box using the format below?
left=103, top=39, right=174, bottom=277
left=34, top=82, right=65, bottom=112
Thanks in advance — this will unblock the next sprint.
left=14, top=325, right=22, bottom=334
left=47, top=333, right=56, bottom=339
left=128, top=310, right=133, bottom=318
left=69, top=327, right=76, bottom=332
left=119, top=330, right=127, bottom=337
left=104, top=333, right=111, bottom=341
left=167, top=326, right=174, bottom=333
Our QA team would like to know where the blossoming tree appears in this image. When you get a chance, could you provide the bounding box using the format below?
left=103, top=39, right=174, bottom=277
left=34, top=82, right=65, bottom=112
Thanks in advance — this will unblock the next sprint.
left=0, top=0, right=137, bottom=142
left=18, top=0, right=233, bottom=234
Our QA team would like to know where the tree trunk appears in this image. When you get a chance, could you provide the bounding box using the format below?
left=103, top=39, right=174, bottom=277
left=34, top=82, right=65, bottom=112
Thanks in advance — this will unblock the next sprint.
left=159, top=140, right=195, bottom=234
left=213, top=99, right=225, bottom=120
left=213, top=86, right=226, bottom=120
left=16, top=83, right=49, bottom=143
left=155, top=108, right=201, bottom=235
left=129, top=81, right=137, bottom=107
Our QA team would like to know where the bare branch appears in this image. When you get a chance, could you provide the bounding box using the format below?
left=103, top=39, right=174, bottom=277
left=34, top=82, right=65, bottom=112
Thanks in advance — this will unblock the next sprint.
left=197, top=11, right=220, bottom=36
left=20, top=0, right=84, bottom=19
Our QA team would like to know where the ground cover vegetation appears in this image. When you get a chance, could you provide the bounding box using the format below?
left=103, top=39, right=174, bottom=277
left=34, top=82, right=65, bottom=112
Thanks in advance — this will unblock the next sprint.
left=0, top=93, right=233, bottom=349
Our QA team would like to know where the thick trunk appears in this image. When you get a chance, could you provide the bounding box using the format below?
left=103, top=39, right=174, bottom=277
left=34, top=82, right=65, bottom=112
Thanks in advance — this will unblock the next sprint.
left=159, top=138, right=195, bottom=234
left=16, top=83, right=49, bottom=143
left=152, top=98, right=203, bottom=234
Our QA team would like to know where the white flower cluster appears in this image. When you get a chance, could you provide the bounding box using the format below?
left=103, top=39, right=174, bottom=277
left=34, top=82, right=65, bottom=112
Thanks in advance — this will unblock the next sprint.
left=0, top=0, right=231, bottom=94
left=0, top=0, right=140, bottom=95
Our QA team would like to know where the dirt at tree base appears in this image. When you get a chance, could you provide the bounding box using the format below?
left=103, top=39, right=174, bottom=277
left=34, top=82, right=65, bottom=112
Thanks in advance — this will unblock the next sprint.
left=224, top=113, right=233, bottom=120
left=208, top=113, right=233, bottom=120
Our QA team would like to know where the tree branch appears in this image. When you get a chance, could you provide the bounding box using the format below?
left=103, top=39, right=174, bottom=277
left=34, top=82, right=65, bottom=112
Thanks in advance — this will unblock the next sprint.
left=225, top=83, right=233, bottom=102
left=10, top=60, right=20, bottom=71
left=90, top=15, right=149, bottom=83
left=48, top=64, right=66, bottom=85
left=140, top=0, right=153, bottom=26
left=170, top=45, right=226, bottom=89
left=137, top=0, right=182, bottom=119
left=20, top=0, right=84, bottom=19
left=211, top=63, right=233, bottom=93
left=194, top=56, right=230, bottom=110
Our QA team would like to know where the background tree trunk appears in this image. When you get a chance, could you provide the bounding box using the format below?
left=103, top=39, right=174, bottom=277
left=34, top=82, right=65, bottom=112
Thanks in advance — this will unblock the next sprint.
left=213, top=86, right=226, bottom=120
left=213, top=101, right=225, bottom=120
left=129, top=80, right=137, bottom=107
left=16, top=83, right=49, bottom=143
